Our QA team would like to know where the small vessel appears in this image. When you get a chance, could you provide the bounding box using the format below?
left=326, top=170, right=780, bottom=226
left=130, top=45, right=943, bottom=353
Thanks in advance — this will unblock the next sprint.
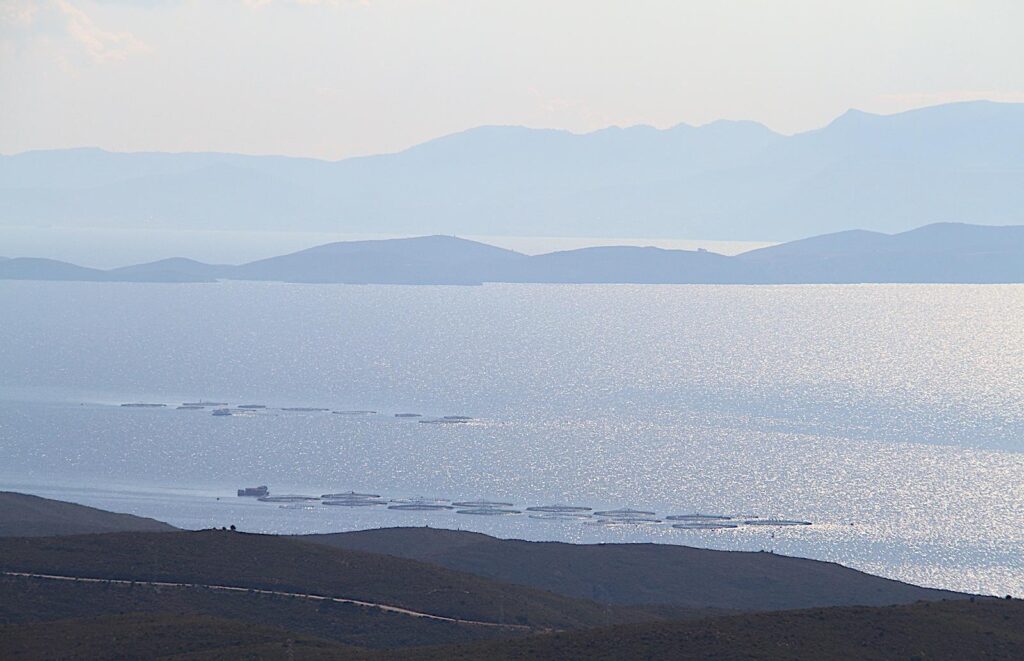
left=237, top=485, right=269, bottom=497
left=525, top=505, right=593, bottom=513
left=258, top=494, right=319, bottom=503
left=177, top=405, right=204, bottom=410
left=182, top=401, right=228, bottom=407
left=419, top=418, right=469, bottom=424
left=120, top=403, right=166, bottom=408
left=455, top=508, right=521, bottom=516
left=394, top=413, right=422, bottom=418
left=443, top=415, right=473, bottom=420
left=332, top=410, right=377, bottom=415
left=237, top=404, right=267, bottom=409
left=280, top=407, right=330, bottom=412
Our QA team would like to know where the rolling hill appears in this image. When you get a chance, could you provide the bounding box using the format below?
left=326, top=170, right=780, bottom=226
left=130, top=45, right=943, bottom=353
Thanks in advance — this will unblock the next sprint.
left=0, top=492, right=177, bottom=538
left=2, top=222, right=1022, bottom=284
left=302, top=527, right=965, bottom=612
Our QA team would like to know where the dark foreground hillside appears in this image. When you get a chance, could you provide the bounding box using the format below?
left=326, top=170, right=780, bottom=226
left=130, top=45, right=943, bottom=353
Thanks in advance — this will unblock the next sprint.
left=0, top=575, right=506, bottom=650
left=304, top=527, right=964, bottom=611
left=390, top=599, right=1024, bottom=661
left=3, top=598, right=1020, bottom=660
left=0, top=613, right=360, bottom=660
left=0, top=530, right=674, bottom=630
left=0, top=492, right=177, bottom=537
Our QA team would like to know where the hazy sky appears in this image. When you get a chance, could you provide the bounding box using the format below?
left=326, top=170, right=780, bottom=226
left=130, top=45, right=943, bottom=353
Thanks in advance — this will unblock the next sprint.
left=2, top=0, right=1024, bottom=160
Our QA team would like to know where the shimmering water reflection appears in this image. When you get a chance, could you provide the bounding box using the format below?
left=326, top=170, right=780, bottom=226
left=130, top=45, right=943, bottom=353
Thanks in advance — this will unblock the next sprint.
left=1, top=282, right=1022, bottom=597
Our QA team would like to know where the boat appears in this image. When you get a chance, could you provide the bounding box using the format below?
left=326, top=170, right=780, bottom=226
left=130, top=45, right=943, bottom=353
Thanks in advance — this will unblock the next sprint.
left=332, top=410, right=377, bottom=415
left=237, top=404, right=267, bottom=409
left=120, top=403, right=166, bottom=408
left=394, top=413, right=422, bottom=418
left=419, top=418, right=469, bottom=424
left=182, top=401, right=228, bottom=407
left=280, top=407, right=330, bottom=412
left=443, top=415, right=473, bottom=420
left=237, top=485, right=269, bottom=497
left=177, top=405, right=204, bottom=410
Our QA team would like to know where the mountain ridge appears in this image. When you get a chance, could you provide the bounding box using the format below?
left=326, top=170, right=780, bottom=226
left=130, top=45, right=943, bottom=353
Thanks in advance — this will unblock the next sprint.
left=4, top=100, right=1023, bottom=240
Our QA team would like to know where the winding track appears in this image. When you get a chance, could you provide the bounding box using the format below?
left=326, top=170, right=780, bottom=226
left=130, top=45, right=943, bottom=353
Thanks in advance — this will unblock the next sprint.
left=1, top=571, right=531, bottom=630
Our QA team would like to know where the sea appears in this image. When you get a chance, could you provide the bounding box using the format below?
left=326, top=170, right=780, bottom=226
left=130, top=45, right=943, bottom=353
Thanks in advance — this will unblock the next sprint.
left=1, top=280, right=1022, bottom=597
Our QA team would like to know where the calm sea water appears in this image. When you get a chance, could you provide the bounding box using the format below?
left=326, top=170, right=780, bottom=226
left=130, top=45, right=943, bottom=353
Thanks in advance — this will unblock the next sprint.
left=1, top=281, right=1022, bottom=596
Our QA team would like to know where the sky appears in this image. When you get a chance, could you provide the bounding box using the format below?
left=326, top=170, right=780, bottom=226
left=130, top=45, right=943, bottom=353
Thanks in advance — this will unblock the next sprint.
left=2, top=0, right=1024, bottom=160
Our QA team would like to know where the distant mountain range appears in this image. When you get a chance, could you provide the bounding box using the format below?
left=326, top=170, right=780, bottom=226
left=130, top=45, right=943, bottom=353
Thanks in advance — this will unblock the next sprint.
left=2, top=100, right=1024, bottom=240
left=1, top=222, right=1022, bottom=284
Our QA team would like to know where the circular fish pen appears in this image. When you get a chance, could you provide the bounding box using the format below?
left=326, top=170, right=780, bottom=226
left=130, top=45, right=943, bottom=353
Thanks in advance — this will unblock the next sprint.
left=672, top=522, right=738, bottom=530
left=665, top=514, right=732, bottom=521
left=322, top=500, right=387, bottom=507
left=452, top=500, right=515, bottom=508
left=742, top=519, right=812, bottom=527
left=387, top=503, right=455, bottom=511
left=321, top=492, right=381, bottom=500
left=257, top=495, right=319, bottom=503
left=525, top=505, right=593, bottom=513
left=455, top=508, right=521, bottom=516
left=529, top=512, right=593, bottom=521
left=593, top=508, right=657, bottom=518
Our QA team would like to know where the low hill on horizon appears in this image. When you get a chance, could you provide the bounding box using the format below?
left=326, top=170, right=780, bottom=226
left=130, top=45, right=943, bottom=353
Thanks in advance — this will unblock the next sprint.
left=0, top=492, right=177, bottom=537
left=2, top=222, right=1023, bottom=284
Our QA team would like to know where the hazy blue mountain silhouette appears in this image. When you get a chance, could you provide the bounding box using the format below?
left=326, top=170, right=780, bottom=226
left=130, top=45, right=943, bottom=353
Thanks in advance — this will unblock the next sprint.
left=2, top=223, right=1022, bottom=284
left=4, top=101, right=1023, bottom=240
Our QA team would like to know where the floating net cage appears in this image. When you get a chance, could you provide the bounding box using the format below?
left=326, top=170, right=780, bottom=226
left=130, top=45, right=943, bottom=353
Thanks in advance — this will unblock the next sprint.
left=451, top=500, right=515, bottom=508
left=672, top=522, right=738, bottom=530
left=742, top=519, right=812, bottom=527
left=321, top=492, right=381, bottom=500
left=387, top=503, right=455, bottom=511
left=455, top=508, right=522, bottom=516
left=593, top=508, right=657, bottom=518
left=525, top=505, right=593, bottom=513
left=323, top=500, right=387, bottom=507
left=257, top=495, right=319, bottom=503
left=665, top=514, right=732, bottom=521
